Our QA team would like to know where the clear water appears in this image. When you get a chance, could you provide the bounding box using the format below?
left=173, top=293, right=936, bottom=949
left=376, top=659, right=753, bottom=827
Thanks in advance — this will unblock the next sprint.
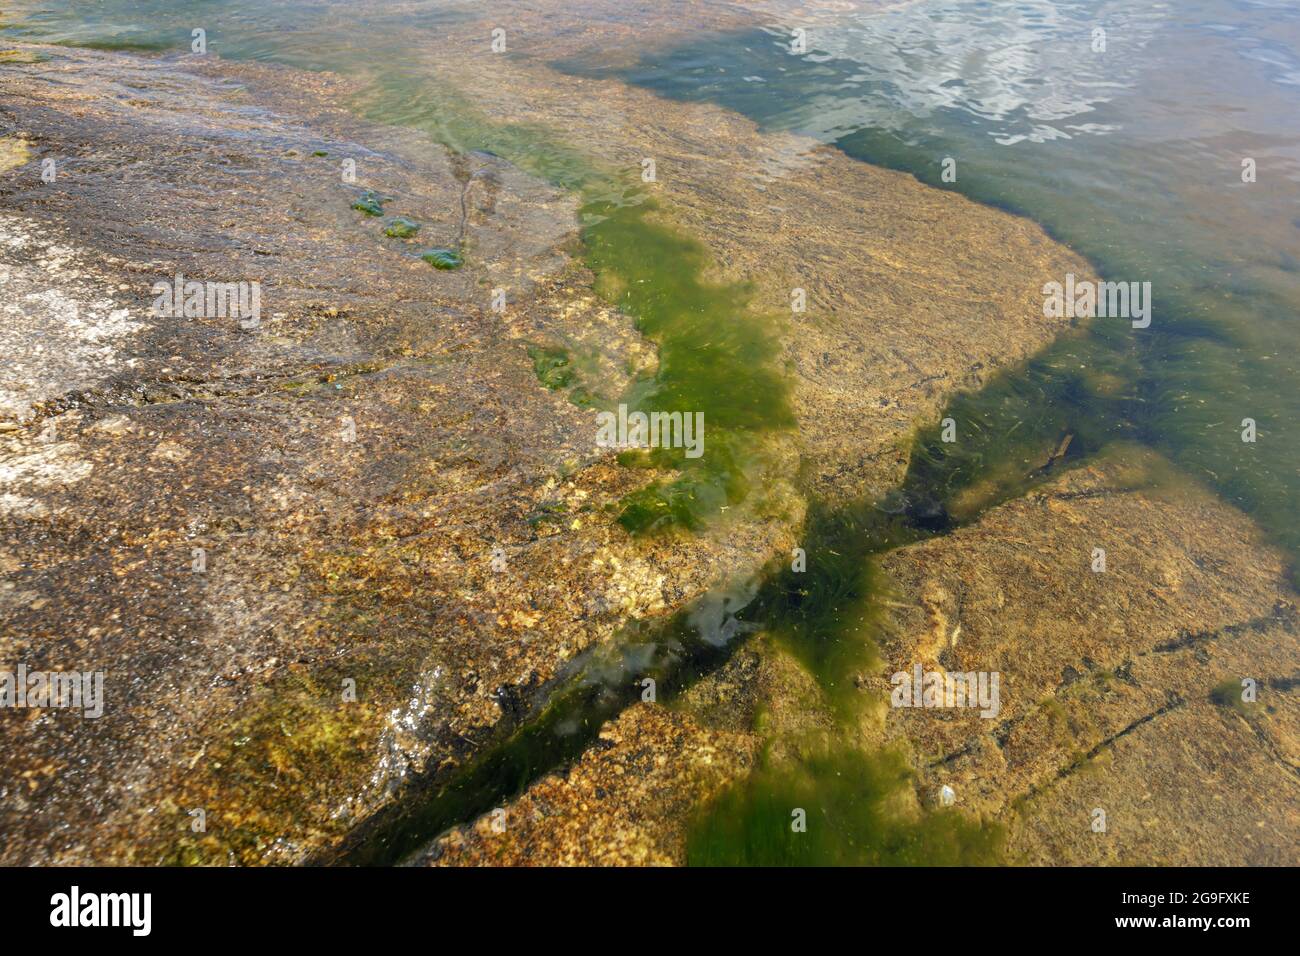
left=6, top=0, right=1294, bottom=562
left=559, top=0, right=1300, bottom=576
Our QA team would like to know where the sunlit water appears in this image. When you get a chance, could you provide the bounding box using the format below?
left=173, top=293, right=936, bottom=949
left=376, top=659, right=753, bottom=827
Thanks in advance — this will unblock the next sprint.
left=565, top=0, right=1300, bottom=572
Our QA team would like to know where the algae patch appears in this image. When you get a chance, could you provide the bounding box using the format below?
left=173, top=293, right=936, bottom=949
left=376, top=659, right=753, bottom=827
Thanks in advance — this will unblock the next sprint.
left=384, top=216, right=421, bottom=239
left=350, top=76, right=794, bottom=534
left=420, top=247, right=462, bottom=269
left=351, top=190, right=385, bottom=216
left=526, top=343, right=573, bottom=390
left=581, top=196, right=794, bottom=534
left=685, top=747, right=1004, bottom=866
left=1210, top=678, right=1260, bottom=717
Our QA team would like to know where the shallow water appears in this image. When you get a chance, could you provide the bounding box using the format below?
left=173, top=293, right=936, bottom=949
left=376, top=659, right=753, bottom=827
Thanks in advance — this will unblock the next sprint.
left=6, top=0, right=1294, bottom=554
left=4, top=0, right=1297, bottom=864
left=567, top=0, right=1300, bottom=572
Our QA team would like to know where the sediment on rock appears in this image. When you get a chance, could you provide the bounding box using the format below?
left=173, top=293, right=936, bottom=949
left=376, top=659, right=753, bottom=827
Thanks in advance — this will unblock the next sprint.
left=347, top=7, right=1100, bottom=503
left=421, top=703, right=756, bottom=867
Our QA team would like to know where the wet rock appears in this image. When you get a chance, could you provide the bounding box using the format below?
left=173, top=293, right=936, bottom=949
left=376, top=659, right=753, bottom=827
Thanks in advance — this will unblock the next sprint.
left=382, top=217, right=420, bottom=239
left=0, top=28, right=1151, bottom=867
left=0, top=44, right=792, bottom=864
left=868, top=447, right=1299, bottom=863
left=388, top=9, right=1099, bottom=502
left=503, top=449, right=1300, bottom=865
left=419, top=247, right=463, bottom=270
left=422, top=703, right=756, bottom=866
left=351, top=190, right=385, bottom=216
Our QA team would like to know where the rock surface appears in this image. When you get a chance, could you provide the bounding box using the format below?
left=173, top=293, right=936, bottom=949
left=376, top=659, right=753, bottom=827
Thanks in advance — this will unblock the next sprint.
left=0, top=45, right=790, bottom=864
left=366, top=7, right=1098, bottom=501
left=1, top=26, right=1265, bottom=869
left=422, top=703, right=755, bottom=866
left=870, top=448, right=1300, bottom=864
left=453, top=450, right=1298, bottom=865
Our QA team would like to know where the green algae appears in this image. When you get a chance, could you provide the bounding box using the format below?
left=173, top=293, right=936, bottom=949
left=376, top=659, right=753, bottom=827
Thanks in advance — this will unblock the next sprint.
left=591, top=26, right=1300, bottom=584
left=351, top=190, right=385, bottom=216
left=525, top=342, right=615, bottom=409
left=419, top=246, right=462, bottom=269
left=685, top=747, right=1004, bottom=866
left=581, top=196, right=793, bottom=533
left=525, top=500, right=569, bottom=527
left=383, top=216, right=420, bottom=238
left=526, top=344, right=573, bottom=390
left=351, top=76, right=793, bottom=534
left=6, top=5, right=1204, bottom=868
left=567, top=385, right=598, bottom=408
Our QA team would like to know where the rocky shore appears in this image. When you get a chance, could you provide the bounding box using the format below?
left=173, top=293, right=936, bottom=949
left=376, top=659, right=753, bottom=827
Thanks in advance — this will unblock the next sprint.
left=2, top=30, right=1293, bottom=867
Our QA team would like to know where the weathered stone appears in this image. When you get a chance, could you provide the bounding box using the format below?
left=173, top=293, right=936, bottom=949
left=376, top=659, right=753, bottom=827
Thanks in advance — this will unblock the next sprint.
left=0, top=45, right=792, bottom=864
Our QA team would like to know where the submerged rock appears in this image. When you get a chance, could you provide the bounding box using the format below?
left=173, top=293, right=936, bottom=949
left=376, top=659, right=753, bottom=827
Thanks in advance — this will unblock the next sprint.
left=419, top=247, right=462, bottom=270
left=351, top=190, right=385, bottom=216
left=450, top=450, right=1298, bottom=866
left=0, top=43, right=794, bottom=865
left=869, top=448, right=1299, bottom=864
left=368, top=8, right=1097, bottom=505
left=383, top=216, right=420, bottom=239
left=422, top=704, right=756, bottom=866
left=0, top=33, right=1168, bottom=868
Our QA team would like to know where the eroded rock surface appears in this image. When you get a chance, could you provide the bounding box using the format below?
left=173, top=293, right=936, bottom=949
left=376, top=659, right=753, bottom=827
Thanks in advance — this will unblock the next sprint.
left=0, top=31, right=1209, bottom=869
left=363, top=10, right=1098, bottom=502
left=868, top=449, right=1299, bottom=863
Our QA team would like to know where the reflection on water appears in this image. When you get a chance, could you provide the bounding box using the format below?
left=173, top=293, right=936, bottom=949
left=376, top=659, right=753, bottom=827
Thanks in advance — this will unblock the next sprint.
left=564, top=0, right=1300, bottom=575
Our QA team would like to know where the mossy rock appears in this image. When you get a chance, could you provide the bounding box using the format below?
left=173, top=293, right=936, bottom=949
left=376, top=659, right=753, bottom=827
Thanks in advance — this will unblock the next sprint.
left=384, top=216, right=421, bottom=239
left=351, top=190, right=385, bottom=216
left=420, top=247, right=463, bottom=270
